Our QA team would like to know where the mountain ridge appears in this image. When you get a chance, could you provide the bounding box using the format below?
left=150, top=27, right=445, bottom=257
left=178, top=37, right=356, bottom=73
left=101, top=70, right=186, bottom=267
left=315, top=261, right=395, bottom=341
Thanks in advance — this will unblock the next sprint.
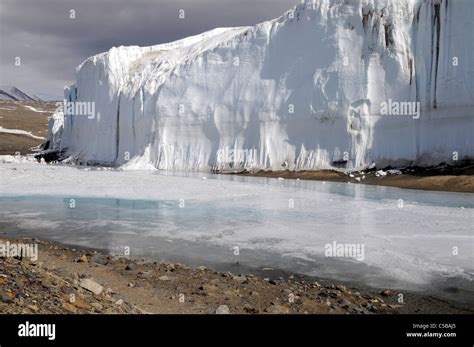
left=0, top=85, right=42, bottom=102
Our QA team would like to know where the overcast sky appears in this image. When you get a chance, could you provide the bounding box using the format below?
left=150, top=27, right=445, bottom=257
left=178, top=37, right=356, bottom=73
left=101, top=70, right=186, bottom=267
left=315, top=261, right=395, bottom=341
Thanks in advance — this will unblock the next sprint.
left=0, top=0, right=298, bottom=100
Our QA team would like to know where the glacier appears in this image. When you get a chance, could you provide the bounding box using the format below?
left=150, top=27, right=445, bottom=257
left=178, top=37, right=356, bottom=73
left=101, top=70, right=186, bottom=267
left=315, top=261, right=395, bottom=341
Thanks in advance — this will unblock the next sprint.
left=47, top=0, right=474, bottom=171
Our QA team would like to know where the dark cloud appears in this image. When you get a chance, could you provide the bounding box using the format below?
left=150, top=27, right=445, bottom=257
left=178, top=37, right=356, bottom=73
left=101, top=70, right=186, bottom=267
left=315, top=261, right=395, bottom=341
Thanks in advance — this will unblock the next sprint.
left=0, top=0, right=298, bottom=99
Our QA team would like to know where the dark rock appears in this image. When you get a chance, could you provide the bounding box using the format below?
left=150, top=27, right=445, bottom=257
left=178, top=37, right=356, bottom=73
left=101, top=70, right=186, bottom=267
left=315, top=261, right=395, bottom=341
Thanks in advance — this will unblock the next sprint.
left=193, top=290, right=207, bottom=297
left=0, top=289, right=14, bottom=303
left=91, top=254, right=108, bottom=265
left=243, top=304, right=258, bottom=313
left=367, top=305, right=378, bottom=313
left=338, top=298, right=352, bottom=310
left=137, top=271, right=151, bottom=279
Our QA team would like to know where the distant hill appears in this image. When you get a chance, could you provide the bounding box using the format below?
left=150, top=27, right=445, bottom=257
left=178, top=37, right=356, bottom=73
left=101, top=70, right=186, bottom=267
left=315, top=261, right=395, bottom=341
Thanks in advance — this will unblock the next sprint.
left=0, top=86, right=42, bottom=101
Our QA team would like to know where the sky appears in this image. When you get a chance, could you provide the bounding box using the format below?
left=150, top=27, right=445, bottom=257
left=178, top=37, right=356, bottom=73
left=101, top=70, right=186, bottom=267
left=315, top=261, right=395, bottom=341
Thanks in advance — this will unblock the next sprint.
left=0, top=0, right=298, bottom=100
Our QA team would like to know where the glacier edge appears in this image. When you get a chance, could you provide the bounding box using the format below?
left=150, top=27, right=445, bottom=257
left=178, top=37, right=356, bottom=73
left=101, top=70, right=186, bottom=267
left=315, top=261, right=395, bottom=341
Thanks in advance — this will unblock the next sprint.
left=47, top=0, right=474, bottom=171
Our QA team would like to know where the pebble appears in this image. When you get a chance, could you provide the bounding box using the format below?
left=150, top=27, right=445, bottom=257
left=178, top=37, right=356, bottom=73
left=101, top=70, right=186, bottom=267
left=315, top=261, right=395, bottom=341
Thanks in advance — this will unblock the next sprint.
left=79, top=278, right=103, bottom=295
left=68, top=273, right=78, bottom=286
left=194, top=287, right=208, bottom=296
left=27, top=304, right=39, bottom=312
left=367, top=305, right=378, bottom=312
left=74, top=297, right=92, bottom=310
left=62, top=302, right=77, bottom=313
left=388, top=304, right=402, bottom=309
left=265, top=305, right=290, bottom=314
left=215, top=305, right=230, bottom=314
left=243, top=304, right=258, bottom=313
left=137, top=271, right=152, bottom=279
left=0, top=289, right=14, bottom=303
left=77, top=255, right=88, bottom=263
left=90, top=254, right=107, bottom=265
left=338, top=298, right=352, bottom=310
left=91, top=302, right=103, bottom=311
left=175, top=263, right=191, bottom=270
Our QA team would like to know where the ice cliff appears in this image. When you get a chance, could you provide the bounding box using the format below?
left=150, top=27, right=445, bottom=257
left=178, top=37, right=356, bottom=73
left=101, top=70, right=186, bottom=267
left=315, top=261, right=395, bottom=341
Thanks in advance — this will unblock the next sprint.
left=48, top=0, right=474, bottom=171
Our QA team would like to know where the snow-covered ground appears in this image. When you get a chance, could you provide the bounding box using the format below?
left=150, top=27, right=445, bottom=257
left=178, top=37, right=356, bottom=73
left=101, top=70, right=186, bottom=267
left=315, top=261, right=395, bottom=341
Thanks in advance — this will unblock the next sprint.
left=22, top=105, right=52, bottom=113
left=0, top=127, right=46, bottom=140
left=48, top=0, right=474, bottom=171
left=0, top=160, right=472, bottom=293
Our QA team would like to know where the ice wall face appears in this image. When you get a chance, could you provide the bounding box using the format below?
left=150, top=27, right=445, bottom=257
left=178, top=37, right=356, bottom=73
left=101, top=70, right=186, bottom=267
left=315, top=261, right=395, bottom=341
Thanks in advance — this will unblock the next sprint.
left=49, top=0, right=474, bottom=171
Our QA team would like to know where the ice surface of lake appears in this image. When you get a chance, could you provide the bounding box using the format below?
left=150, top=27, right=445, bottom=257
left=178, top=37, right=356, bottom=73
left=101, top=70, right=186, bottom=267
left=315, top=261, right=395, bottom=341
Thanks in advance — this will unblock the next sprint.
left=0, top=161, right=472, bottom=304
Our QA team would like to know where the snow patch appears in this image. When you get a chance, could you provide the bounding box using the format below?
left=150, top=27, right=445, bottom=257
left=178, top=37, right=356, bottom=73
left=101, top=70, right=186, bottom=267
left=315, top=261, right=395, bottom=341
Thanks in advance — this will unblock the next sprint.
left=0, top=127, right=45, bottom=140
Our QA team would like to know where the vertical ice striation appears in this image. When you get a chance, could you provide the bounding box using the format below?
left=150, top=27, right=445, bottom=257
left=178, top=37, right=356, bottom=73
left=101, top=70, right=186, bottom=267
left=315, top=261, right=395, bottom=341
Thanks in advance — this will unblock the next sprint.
left=48, top=0, right=474, bottom=171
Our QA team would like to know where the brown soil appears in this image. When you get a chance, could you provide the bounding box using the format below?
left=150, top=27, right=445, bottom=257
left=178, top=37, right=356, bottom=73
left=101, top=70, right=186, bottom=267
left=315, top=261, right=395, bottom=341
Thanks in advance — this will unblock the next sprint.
left=0, top=101, right=55, bottom=155
left=236, top=169, right=474, bottom=193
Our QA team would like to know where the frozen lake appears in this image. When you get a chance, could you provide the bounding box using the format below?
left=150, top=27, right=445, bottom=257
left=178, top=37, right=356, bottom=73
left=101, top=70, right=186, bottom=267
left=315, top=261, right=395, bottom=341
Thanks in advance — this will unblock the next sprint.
left=0, top=161, right=473, bottom=305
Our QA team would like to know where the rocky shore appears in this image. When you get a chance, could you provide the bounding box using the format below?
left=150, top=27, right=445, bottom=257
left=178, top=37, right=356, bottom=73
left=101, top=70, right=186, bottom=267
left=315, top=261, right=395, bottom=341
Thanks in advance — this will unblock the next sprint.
left=1, top=236, right=471, bottom=315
